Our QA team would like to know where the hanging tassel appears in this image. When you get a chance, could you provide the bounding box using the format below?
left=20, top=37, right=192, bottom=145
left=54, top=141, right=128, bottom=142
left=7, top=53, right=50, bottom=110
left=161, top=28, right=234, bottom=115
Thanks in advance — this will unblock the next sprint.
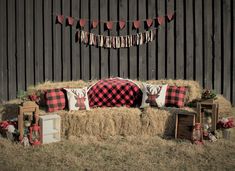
left=120, top=36, right=124, bottom=48
left=140, top=32, right=146, bottom=45
left=116, top=36, right=121, bottom=48
left=132, top=34, right=137, bottom=46
left=89, top=33, right=96, bottom=46
left=150, top=29, right=157, bottom=42
left=76, top=30, right=81, bottom=42
left=136, top=33, right=140, bottom=45
left=85, top=31, right=89, bottom=44
left=80, top=31, right=89, bottom=44
left=127, top=35, right=132, bottom=47
left=80, top=30, right=85, bottom=43
left=145, top=30, right=150, bottom=42
left=111, top=37, right=116, bottom=48
left=94, top=34, right=98, bottom=46
left=98, top=35, right=104, bottom=47
left=104, top=36, right=111, bottom=48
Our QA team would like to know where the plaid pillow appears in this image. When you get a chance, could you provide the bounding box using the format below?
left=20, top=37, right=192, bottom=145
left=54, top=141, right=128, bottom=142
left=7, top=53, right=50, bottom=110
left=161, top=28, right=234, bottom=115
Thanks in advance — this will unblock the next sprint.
left=45, top=89, right=66, bottom=112
left=165, top=86, right=187, bottom=108
left=140, top=83, right=168, bottom=108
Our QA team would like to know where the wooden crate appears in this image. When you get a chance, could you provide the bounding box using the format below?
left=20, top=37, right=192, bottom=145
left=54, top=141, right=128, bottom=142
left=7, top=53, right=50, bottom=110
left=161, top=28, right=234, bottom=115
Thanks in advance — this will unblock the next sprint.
left=39, top=114, right=61, bottom=144
left=196, top=102, right=219, bottom=133
left=175, top=113, right=196, bottom=140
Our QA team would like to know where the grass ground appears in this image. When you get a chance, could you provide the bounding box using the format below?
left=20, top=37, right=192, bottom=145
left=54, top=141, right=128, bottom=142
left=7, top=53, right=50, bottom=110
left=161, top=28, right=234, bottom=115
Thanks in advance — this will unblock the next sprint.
left=0, top=104, right=234, bottom=171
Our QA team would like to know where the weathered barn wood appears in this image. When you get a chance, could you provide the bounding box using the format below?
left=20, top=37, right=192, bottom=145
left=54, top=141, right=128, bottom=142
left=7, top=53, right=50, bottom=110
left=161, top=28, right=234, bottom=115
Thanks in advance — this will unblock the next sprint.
left=0, top=0, right=234, bottom=105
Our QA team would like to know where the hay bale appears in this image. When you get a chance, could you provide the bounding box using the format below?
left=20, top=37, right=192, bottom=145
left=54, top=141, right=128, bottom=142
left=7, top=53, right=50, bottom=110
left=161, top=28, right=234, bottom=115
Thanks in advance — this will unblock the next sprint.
left=48, top=106, right=196, bottom=138
left=141, top=107, right=196, bottom=136
left=215, top=95, right=232, bottom=117
left=57, top=107, right=143, bottom=138
left=27, top=79, right=142, bottom=93
left=27, top=80, right=91, bottom=93
left=145, top=79, right=202, bottom=102
left=140, top=107, right=173, bottom=136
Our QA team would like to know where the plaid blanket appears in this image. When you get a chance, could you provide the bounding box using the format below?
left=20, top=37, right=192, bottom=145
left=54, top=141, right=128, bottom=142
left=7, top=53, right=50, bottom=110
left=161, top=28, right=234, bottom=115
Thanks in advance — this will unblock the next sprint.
left=88, top=78, right=142, bottom=108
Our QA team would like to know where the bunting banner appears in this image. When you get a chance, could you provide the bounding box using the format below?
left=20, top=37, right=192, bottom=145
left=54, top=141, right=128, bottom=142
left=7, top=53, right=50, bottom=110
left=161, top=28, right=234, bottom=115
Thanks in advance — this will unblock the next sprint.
left=55, top=12, right=175, bottom=29
left=77, top=29, right=157, bottom=49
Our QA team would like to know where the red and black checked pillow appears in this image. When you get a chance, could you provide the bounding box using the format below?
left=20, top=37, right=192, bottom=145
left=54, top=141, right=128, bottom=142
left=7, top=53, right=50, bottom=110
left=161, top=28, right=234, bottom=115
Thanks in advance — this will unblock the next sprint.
left=165, top=86, right=187, bottom=108
left=45, top=89, right=66, bottom=112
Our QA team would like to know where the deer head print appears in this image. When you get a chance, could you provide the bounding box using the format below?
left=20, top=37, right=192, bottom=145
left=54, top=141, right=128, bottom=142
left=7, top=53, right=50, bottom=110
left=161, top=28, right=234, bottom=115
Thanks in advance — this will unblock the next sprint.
left=145, top=85, right=162, bottom=106
left=71, top=89, right=87, bottom=110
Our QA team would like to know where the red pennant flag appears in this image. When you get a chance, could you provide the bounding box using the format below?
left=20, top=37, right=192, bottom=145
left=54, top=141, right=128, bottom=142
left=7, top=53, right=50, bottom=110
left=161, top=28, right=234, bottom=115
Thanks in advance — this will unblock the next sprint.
left=146, top=19, right=153, bottom=28
left=167, top=12, right=175, bottom=21
left=79, top=19, right=86, bottom=27
left=106, top=21, right=113, bottom=30
left=119, top=20, right=126, bottom=29
left=57, top=15, right=64, bottom=24
left=157, top=16, right=165, bottom=25
left=67, top=17, right=74, bottom=26
left=133, top=20, right=141, bottom=29
left=92, top=20, right=99, bottom=28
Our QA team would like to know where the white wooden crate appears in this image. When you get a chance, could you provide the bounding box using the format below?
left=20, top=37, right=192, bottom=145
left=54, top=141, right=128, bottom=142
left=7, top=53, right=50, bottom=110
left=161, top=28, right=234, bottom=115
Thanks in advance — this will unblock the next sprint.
left=39, top=114, right=61, bottom=144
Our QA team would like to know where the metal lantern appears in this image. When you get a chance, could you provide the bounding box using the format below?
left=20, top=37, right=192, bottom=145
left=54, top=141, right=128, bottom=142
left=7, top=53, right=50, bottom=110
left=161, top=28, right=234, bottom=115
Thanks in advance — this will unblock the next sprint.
left=29, top=124, right=41, bottom=145
left=192, top=123, right=203, bottom=144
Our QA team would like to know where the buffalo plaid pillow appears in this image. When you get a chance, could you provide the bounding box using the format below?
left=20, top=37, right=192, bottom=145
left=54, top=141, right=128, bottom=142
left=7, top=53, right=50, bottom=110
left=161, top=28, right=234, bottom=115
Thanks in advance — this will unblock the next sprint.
left=45, top=89, right=66, bottom=112
left=165, top=86, right=187, bottom=108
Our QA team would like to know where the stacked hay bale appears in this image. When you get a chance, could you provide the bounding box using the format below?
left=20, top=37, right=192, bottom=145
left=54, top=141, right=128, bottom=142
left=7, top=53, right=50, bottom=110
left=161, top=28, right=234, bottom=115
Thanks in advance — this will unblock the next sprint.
left=27, top=79, right=232, bottom=138
left=215, top=95, right=232, bottom=117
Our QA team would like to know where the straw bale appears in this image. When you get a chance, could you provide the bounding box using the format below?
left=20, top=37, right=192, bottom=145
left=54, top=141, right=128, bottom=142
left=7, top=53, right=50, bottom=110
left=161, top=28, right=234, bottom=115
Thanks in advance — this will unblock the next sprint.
left=27, top=80, right=92, bottom=93
left=145, top=79, right=202, bottom=102
left=44, top=106, right=196, bottom=138
left=27, top=79, right=142, bottom=93
left=215, top=95, right=232, bottom=117
left=57, top=107, right=143, bottom=138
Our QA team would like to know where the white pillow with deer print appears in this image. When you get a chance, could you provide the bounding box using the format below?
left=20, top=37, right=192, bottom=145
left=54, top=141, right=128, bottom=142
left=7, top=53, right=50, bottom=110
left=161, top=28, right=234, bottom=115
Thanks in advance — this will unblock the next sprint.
left=140, top=83, right=168, bottom=108
left=64, top=88, right=90, bottom=111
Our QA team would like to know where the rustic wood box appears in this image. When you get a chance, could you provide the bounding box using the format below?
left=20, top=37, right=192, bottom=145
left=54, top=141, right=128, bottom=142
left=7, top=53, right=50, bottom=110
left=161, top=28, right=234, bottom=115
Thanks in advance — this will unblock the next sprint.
left=175, top=113, right=196, bottom=140
left=196, top=102, right=219, bottom=133
left=39, top=114, right=61, bottom=144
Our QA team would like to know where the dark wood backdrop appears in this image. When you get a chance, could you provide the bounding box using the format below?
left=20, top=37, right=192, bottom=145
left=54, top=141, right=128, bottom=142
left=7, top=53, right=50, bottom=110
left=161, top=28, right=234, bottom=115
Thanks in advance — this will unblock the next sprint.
left=0, top=0, right=234, bottom=105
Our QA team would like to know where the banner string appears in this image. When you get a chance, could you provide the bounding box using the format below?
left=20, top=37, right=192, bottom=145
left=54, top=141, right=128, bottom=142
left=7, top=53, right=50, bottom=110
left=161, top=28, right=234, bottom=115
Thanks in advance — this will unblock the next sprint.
left=51, top=10, right=175, bottom=23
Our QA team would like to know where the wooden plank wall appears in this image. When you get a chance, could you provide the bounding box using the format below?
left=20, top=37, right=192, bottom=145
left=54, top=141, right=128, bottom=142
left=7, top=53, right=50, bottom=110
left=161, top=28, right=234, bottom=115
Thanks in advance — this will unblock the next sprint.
left=0, top=0, right=234, bottom=105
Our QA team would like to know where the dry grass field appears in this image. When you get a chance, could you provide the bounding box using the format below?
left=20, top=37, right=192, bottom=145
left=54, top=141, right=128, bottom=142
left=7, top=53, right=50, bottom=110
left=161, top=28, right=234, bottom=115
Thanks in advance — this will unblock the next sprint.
left=0, top=103, right=234, bottom=171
